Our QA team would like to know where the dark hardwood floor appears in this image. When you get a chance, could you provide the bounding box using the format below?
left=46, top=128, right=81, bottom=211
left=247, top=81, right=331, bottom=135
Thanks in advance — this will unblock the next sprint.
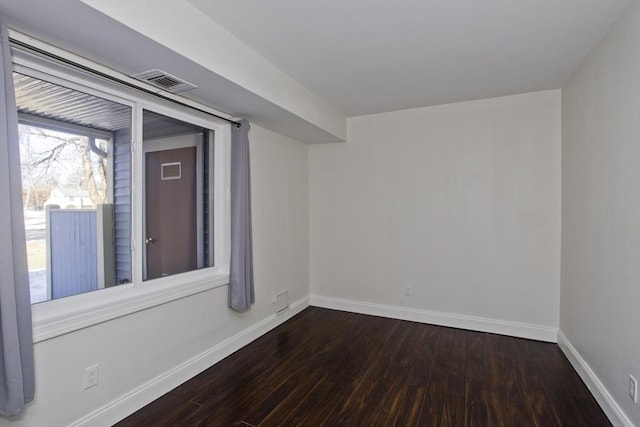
left=116, top=307, right=610, bottom=426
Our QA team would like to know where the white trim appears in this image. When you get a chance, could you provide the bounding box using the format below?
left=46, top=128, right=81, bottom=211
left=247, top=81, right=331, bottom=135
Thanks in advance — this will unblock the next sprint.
left=32, top=271, right=230, bottom=343
left=206, top=129, right=215, bottom=267
left=309, top=295, right=558, bottom=342
left=69, top=296, right=310, bottom=427
left=133, top=105, right=144, bottom=284
left=213, top=124, right=231, bottom=273
left=557, top=331, right=634, bottom=427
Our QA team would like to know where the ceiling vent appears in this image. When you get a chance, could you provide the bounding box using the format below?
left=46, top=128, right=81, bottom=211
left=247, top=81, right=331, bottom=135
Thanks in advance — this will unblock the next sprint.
left=131, top=69, right=197, bottom=93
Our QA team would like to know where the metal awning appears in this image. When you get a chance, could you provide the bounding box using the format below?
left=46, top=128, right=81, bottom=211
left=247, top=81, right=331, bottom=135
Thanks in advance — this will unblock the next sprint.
left=13, top=72, right=131, bottom=132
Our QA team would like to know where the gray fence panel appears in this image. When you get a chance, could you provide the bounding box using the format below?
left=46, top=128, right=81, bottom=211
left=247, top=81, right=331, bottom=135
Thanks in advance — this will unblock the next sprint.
left=49, top=209, right=98, bottom=299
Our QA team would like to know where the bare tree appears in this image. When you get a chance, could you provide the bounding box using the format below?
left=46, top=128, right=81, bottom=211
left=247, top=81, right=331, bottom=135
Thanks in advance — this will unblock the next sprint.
left=19, top=125, right=107, bottom=208
left=74, top=138, right=107, bottom=205
left=19, top=130, right=58, bottom=210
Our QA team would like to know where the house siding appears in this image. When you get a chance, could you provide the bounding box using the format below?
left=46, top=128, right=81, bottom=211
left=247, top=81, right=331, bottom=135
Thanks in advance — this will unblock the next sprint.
left=113, top=128, right=131, bottom=284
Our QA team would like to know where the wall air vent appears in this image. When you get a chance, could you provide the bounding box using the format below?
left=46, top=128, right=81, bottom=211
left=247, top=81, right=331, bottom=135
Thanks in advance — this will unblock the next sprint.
left=273, top=290, right=290, bottom=316
left=131, top=69, right=197, bottom=93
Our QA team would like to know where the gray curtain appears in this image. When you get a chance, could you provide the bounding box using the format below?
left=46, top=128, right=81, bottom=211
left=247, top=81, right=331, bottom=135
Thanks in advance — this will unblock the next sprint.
left=0, top=19, right=35, bottom=416
left=229, top=119, right=255, bottom=311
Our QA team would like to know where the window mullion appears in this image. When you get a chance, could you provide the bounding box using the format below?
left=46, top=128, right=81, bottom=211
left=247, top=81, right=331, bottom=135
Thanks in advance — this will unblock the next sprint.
left=132, top=105, right=145, bottom=287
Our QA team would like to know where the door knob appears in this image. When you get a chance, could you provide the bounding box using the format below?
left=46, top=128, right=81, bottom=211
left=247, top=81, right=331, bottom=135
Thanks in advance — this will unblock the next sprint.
left=145, top=237, right=156, bottom=245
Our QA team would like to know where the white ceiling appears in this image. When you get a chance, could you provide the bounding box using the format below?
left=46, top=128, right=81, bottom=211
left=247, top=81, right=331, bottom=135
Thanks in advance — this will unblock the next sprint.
left=0, top=0, right=345, bottom=142
left=190, top=0, right=631, bottom=116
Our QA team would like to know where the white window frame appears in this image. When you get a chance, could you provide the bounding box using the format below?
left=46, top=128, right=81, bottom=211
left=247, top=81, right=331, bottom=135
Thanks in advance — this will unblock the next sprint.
left=11, top=33, right=232, bottom=343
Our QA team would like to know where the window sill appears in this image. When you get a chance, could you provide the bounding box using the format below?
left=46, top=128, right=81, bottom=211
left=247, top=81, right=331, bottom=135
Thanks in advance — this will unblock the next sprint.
left=31, top=270, right=229, bottom=343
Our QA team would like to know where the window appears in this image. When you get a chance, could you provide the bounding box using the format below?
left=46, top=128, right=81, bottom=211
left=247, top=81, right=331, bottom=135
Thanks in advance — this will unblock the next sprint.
left=16, top=73, right=133, bottom=303
left=142, top=110, right=215, bottom=281
left=11, top=33, right=231, bottom=341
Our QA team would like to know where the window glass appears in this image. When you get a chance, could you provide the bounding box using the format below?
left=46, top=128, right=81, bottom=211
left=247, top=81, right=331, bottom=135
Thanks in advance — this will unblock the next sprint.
left=142, top=110, right=214, bottom=280
left=15, top=72, right=132, bottom=303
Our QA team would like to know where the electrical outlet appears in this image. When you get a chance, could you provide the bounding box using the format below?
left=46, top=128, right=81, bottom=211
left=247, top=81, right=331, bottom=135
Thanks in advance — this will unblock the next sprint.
left=404, top=285, right=412, bottom=296
left=630, top=375, right=638, bottom=404
left=84, top=364, right=99, bottom=390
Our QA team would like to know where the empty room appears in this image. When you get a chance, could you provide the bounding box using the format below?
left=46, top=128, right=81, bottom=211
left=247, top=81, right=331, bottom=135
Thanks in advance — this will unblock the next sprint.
left=0, top=0, right=638, bottom=426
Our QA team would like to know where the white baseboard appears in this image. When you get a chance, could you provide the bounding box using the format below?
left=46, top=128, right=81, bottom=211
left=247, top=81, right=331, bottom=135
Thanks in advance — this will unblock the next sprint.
left=557, top=331, right=634, bottom=427
left=70, top=296, right=310, bottom=427
left=309, top=295, right=558, bottom=342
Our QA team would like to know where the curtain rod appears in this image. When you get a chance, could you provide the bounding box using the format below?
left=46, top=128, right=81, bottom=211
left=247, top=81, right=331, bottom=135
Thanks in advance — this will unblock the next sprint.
left=9, top=37, right=241, bottom=128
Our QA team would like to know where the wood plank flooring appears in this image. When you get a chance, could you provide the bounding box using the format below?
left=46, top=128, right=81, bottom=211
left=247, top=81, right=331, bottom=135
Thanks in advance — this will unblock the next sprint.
left=115, top=307, right=610, bottom=426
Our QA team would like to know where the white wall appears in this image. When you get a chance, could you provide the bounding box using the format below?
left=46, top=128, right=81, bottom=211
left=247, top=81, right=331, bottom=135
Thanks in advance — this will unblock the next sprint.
left=560, top=1, right=640, bottom=425
left=3, top=124, right=310, bottom=427
left=309, top=90, right=561, bottom=334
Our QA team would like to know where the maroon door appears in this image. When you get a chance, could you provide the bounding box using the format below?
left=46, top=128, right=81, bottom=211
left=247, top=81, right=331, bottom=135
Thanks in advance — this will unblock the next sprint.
left=145, top=147, right=197, bottom=279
